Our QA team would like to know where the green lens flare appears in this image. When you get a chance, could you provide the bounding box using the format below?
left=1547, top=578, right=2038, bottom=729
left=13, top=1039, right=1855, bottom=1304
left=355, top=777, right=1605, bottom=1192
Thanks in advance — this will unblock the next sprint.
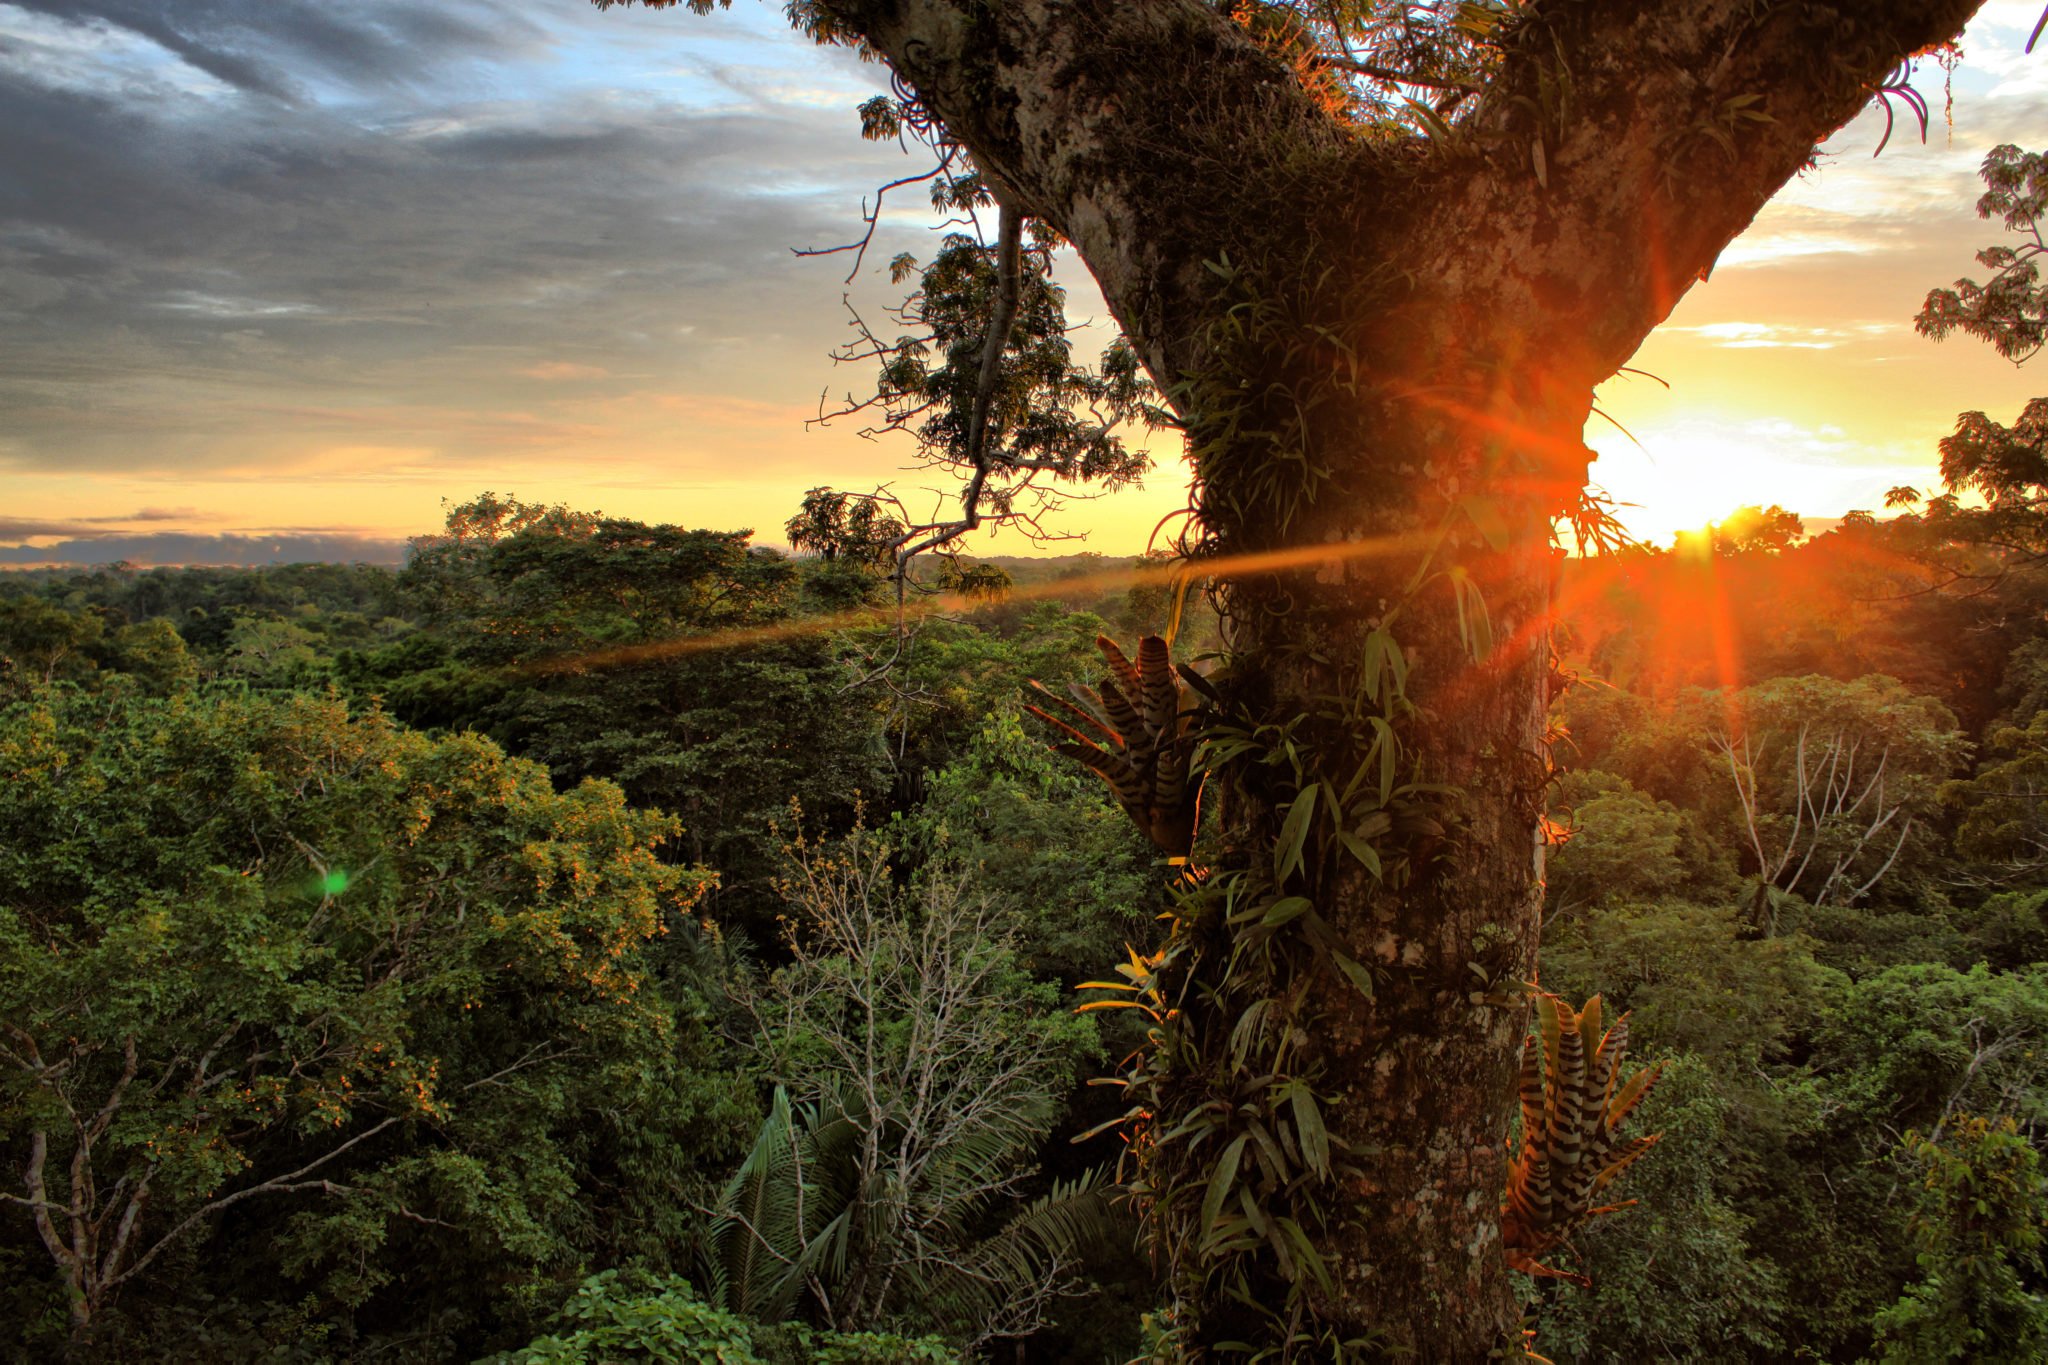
left=321, top=870, right=350, bottom=896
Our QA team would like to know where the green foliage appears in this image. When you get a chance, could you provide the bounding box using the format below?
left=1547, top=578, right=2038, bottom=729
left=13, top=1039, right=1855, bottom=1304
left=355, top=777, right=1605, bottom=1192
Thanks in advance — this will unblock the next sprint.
left=1873, top=1116, right=2048, bottom=1363
left=784, top=489, right=904, bottom=569
left=903, top=707, right=1161, bottom=984
left=10, top=448, right=2048, bottom=1363
left=1917, top=144, right=2048, bottom=364
left=107, top=618, right=200, bottom=696
left=727, top=820, right=1113, bottom=1345
left=391, top=496, right=887, bottom=924
left=1559, top=674, right=1966, bottom=943
left=1528, top=1054, right=1792, bottom=1362
left=931, top=556, right=1012, bottom=602
left=1954, top=888, right=2048, bottom=972
left=0, top=602, right=201, bottom=704
left=221, top=614, right=328, bottom=689
left=1069, top=610, right=1466, bottom=1353
left=495, top=1271, right=763, bottom=1364
left=1951, top=710, right=2048, bottom=877
left=0, top=561, right=408, bottom=638
left=1553, top=684, right=1707, bottom=804
left=1816, top=963, right=2048, bottom=1134
left=0, top=594, right=109, bottom=690
left=1881, top=397, right=2048, bottom=601
left=865, top=604, right=1113, bottom=783
left=0, top=561, right=414, bottom=695
left=1531, top=139, right=2048, bottom=1365
left=491, top=1270, right=957, bottom=1364
left=822, top=225, right=1161, bottom=561
left=405, top=503, right=792, bottom=666
left=1541, top=900, right=1827, bottom=1075
left=0, top=686, right=750, bottom=1355
left=1939, top=397, right=2048, bottom=510
left=2000, top=636, right=2048, bottom=728
left=1705, top=674, right=1965, bottom=917
left=867, top=231, right=1156, bottom=488
left=1545, top=770, right=1734, bottom=914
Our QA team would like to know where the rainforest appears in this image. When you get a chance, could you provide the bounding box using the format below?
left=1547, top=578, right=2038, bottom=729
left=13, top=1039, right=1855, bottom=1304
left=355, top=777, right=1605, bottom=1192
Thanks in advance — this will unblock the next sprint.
left=6, top=466, right=2048, bottom=1359
left=7, top=0, right=2048, bottom=1360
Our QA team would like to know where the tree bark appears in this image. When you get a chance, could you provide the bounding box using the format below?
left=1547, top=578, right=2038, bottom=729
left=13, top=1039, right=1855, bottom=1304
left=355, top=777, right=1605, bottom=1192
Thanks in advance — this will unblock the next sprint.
left=682, top=0, right=1986, bottom=1349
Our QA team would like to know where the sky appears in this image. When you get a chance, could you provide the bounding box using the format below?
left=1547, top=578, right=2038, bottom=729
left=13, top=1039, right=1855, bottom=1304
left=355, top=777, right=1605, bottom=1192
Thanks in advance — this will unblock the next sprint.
left=0, top=1, right=2044, bottom=566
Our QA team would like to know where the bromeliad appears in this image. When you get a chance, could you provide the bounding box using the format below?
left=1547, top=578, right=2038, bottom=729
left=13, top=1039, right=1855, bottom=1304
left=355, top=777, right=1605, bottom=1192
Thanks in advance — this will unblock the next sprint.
left=1502, top=992, right=1663, bottom=1285
left=1026, top=634, right=1204, bottom=857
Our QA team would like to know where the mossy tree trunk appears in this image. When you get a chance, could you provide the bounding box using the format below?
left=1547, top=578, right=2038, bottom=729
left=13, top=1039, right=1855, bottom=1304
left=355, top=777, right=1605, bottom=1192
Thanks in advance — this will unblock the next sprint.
left=801, top=0, right=1982, bottom=1350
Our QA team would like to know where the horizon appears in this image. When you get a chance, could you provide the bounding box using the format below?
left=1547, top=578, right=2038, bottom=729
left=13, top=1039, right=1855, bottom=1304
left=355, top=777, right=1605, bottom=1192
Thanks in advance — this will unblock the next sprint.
left=0, top=506, right=1857, bottom=573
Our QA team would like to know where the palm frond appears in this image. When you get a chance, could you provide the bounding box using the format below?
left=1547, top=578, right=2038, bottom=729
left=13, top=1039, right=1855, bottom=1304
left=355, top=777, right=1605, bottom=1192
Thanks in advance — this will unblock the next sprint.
left=702, top=1086, right=810, bottom=1321
left=905, top=1167, right=1128, bottom=1342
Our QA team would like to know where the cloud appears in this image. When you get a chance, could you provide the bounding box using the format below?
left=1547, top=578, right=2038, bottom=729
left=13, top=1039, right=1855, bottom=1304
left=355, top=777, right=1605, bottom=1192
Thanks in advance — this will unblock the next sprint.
left=0, top=530, right=409, bottom=566
left=518, top=360, right=610, bottom=380
left=1665, top=320, right=1899, bottom=349
left=5, top=0, right=2025, bottom=559
left=1716, top=229, right=1891, bottom=268
left=0, top=517, right=109, bottom=538
left=0, top=506, right=209, bottom=537
left=0, top=0, right=913, bottom=481
left=158, top=291, right=325, bottom=318
left=7, top=1, right=547, bottom=103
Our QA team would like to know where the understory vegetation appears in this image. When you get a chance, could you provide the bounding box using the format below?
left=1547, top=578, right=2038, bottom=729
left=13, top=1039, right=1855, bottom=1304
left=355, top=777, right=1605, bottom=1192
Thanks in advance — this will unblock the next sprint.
left=4, top=476, right=2048, bottom=1360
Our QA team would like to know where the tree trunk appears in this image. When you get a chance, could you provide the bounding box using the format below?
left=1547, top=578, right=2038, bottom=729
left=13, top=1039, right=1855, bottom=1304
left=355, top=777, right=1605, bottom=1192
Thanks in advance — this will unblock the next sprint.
left=1151, top=320, right=1590, bottom=1348
left=755, top=0, right=1986, bottom=1350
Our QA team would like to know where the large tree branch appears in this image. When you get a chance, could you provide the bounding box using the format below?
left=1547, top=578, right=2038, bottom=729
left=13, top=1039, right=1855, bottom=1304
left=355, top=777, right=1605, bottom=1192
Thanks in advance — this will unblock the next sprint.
left=812, top=0, right=1346, bottom=386
left=20, top=1129, right=68, bottom=1275
left=615, top=4, right=1980, bottom=519
left=1420, top=0, right=1987, bottom=384
left=108, top=1115, right=401, bottom=1293
left=809, top=0, right=1980, bottom=397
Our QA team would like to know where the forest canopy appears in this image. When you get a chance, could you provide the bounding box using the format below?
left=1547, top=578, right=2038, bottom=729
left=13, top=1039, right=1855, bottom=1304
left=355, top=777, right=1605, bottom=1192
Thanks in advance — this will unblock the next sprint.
left=6, top=447, right=2048, bottom=1358
left=8, top=0, right=2048, bottom=1359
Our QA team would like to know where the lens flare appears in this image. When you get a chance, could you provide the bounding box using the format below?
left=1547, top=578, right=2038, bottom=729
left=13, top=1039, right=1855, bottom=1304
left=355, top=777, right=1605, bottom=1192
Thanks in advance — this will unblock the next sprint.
left=521, top=529, right=1447, bottom=677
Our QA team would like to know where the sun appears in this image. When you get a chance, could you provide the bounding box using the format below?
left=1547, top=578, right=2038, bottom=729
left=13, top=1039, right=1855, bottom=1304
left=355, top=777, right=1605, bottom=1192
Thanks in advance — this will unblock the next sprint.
left=1582, top=413, right=1887, bottom=550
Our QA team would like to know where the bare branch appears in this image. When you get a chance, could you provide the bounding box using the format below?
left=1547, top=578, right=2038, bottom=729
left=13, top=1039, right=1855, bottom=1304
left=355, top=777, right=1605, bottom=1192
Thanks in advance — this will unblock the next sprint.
left=109, top=1116, right=401, bottom=1292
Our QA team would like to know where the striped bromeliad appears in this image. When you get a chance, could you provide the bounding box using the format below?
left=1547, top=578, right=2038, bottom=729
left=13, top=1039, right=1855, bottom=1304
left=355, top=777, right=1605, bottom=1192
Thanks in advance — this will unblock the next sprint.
left=1502, top=993, right=1663, bottom=1285
left=1025, top=633, right=1203, bottom=858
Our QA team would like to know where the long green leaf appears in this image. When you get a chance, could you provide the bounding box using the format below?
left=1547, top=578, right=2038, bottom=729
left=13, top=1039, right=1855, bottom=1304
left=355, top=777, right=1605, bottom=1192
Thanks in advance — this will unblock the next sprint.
left=1261, top=895, right=1313, bottom=928
left=1200, top=1133, right=1250, bottom=1244
left=1336, top=831, right=1382, bottom=879
left=1331, top=951, right=1375, bottom=1000
left=1274, top=783, right=1319, bottom=883
left=1276, top=1216, right=1335, bottom=1296
left=1289, top=1084, right=1331, bottom=1179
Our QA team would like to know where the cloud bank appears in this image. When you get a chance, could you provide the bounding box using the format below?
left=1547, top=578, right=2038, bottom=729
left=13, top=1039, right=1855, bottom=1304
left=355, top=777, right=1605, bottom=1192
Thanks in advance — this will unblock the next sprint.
left=0, top=0, right=910, bottom=484
left=0, top=531, right=408, bottom=566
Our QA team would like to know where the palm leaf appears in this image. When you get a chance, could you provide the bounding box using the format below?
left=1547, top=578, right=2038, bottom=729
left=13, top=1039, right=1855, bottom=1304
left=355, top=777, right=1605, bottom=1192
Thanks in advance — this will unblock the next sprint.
left=703, top=1086, right=808, bottom=1320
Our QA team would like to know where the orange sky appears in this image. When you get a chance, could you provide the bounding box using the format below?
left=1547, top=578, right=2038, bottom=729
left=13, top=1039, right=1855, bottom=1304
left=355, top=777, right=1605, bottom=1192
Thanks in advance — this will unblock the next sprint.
left=1, top=2, right=2044, bottom=564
